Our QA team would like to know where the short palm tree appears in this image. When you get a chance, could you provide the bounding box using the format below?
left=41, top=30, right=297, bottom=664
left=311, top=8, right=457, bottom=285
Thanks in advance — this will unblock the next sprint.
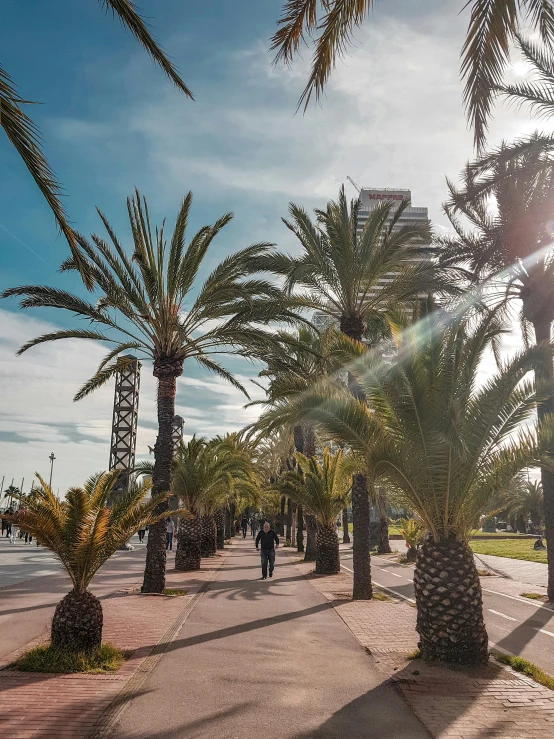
left=440, top=144, right=554, bottom=598
left=496, top=475, right=544, bottom=532
left=281, top=448, right=350, bottom=575
left=9, top=470, right=177, bottom=652
left=254, top=187, right=433, bottom=598
left=2, top=190, right=298, bottom=593
left=275, top=307, right=552, bottom=663
left=396, top=518, right=423, bottom=563
left=1, top=2, right=192, bottom=284
left=271, top=0, right=554, bottom=148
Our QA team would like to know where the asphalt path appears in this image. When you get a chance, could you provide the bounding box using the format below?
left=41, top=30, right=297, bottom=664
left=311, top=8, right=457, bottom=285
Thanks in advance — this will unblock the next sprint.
left=339, top=549, right=554, bottom=675
left=114, top=539, right=430, bottom=739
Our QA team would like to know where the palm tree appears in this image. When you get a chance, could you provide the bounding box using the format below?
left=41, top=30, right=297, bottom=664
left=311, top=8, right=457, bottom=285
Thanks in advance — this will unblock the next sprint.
left=282, top=449, right=350, bottom=575
left=2, top=190, right=299, bottom=593
left=1, top=2, right=192, bottom=285
left=271, top=0, right=554, bottom=149
left=254, top=186, right=433, bottom=598
left=8, top=470, right=177, bottom=652
left=440, top=145, right=554, bottom=598
left=274, top=307, right=552, bottom=663
left=495, top=474, right=544, bottom=533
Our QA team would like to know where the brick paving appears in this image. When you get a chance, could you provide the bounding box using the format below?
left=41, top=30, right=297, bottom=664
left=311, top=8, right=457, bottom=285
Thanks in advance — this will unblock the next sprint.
left=289, top=554, right=554, bottom=739
left=0, top=554, right=229, bottom=739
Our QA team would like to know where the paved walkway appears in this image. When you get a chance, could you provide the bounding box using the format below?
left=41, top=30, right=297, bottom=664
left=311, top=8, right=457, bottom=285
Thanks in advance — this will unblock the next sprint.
left=113, top=539, right=430, bottom=739
left=474, top=553, right=548, bottom=588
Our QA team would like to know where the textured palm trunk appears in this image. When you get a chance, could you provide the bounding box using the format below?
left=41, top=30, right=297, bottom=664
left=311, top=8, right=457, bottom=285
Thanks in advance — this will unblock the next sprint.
left=304, top=513, right=317, bottom=561
left=515, top=515, right=527, bottom=534
left=51, top=590, right=103, bottom=652
left=340, top=317, right=372, bottom=598
left=297, top=504, right=305, bottom=552
left=142, top=362, right=181, bottom=593
left=215, top=509, right=225, bottom=549
left=276, top=496, right=285, bottom=536
left=315, top=524, right=340, bottom=575
left=224, top=505, right=231, bottom=540
left=377, top=492, right=392, bottom=554
left=342, top=507, right=350, bottom=544
left=200, top=514, right=217, bottom=557
left=414, top=533, right=488, bottom=665
left=352, top=473, right=372, bottom=599
left=285, top=497, right=292, bottom=543
left=532, top=316, right=554, bottom=600
left=229, top=502, right=236, bottom=537
left=406, top=546, right=417, bottom=563
left=175, top=513, right=201, bottom=571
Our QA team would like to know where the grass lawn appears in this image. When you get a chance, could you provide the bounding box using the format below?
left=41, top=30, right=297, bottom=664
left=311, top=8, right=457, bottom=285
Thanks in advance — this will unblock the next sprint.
left=470, top=538, right=547, bottom=564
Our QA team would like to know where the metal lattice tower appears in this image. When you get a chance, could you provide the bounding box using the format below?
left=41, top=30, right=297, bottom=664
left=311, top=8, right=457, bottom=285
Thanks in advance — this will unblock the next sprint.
left=109, top=356, right=141, bottom=488
left=172, top=415, right=184, bottom=454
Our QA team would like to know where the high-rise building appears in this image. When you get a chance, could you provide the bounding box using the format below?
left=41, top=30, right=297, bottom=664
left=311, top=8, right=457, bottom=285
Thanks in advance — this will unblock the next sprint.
left=356, top=187, right=430, bottom=297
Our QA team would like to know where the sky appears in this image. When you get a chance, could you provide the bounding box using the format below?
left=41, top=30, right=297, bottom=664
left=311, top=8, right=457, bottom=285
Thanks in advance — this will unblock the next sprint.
left=0, top=0, right=541, bottom=492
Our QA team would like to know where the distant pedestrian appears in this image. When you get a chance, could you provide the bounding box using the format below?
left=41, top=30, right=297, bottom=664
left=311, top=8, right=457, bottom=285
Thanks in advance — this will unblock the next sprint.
left=241, top=517, right=248, bottom=538
left=255, top=521, right=279, bottom=580
left=250, top=518, right=258, bottom=538
left=166, top=518, right=175, bottom=551
left=138, top=526, right=146, bottom=543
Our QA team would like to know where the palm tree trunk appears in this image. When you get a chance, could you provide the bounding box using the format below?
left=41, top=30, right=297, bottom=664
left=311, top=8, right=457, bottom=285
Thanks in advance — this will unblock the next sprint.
left=215, top=509, right=225, bottom=549
left=516, top=515, right=527, bottom=534
left=286, top=497, right=292, bottom=543
left=142, top=365, right=181, bottom=593
left=51, top=590, right=103, bottom=652
left=200, top=514, right=217, bottom=557
left=175, top=513, right=202, bottom=571
left=297, top=503, right=304, bottom=552
left=342, top=507, right=350, bottom=544
left=414, top=533, right=488, bottom=665
left=377, top=492, right=392, bottom=554
left=315, top=524, right=340, bottom=574
left=532, top=316, right=554, bottom=600
left=224, top=505, right=231, bottom=540
left=304, top=513, right=317, bottom=561
left=352, top=473, right=372, bottom=599
left=229, top=502, right=236, bottom=537
left=277, top=496, right=286, bottom=536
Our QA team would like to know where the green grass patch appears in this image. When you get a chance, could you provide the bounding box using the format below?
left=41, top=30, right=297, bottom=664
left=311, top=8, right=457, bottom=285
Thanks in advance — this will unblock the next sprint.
left=10, top=643, right=129, bottom=674
left=163, top=588, right=188, bottom=596
left=470, top=530, right=526, bottom=538
left=521, top=592, right=547, bottom=601
left=372, top=592, right=390, bottom=601
left=496, top=654, right=554, bottom=690
left=470, top=539, right=547, bottom=563
left=407, top=648, right=421, bottom=660
left=477, top=568, right=493, bottom=576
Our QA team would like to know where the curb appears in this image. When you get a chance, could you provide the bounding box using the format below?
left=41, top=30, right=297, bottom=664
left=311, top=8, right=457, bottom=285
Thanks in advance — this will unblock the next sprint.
left=88, top=553, right=229, bottom=739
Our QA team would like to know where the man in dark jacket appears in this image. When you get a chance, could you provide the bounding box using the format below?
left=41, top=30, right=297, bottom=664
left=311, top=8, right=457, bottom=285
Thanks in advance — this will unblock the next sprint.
left=255, top=521, right=279, bottom=579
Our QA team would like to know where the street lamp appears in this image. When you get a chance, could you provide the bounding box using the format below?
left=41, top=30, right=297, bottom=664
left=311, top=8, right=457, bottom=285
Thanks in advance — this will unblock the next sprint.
left=49, top=452, right=56, bottom=489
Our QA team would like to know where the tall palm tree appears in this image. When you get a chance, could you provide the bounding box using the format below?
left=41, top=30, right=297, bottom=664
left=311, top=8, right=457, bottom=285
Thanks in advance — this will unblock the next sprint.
left=2, top=190, right=299, bottom=593
left=9, top=470, right=177, bottom=652
left=282, top=449, right=350, bottom=574
left=271, top=0, right=554, bottom=149
left=440, top=145, right=554, bottom=598
left=279, top=307, right=552, bottom=663
left=254, top=185, right=433, bottom=599
left=1, top=1, right=193, bottom=285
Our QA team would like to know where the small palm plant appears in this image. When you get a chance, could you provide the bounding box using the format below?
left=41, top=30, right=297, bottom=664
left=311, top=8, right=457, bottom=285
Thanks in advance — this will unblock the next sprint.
left=281, top=449, right=350, bottom=575
left=9, top=470, right=181, bottom=653
left=396, top=518, right=423, bottom=563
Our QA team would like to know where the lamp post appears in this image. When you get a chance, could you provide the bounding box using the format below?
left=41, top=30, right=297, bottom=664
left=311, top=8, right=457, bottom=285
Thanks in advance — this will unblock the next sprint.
left=49, top=452, right=56, bottom=489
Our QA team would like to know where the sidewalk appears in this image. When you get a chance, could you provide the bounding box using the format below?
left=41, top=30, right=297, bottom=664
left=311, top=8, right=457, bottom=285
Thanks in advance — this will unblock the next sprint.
left=111, top=539, right=430, bottom=738
left=289, top=554, right=554, bottom=739
left=0, top=553, right=229, bottom=739
left=474, top=553, right=548, bottom=589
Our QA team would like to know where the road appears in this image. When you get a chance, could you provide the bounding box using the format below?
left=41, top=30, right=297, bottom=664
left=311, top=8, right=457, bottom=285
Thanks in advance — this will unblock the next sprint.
left=113, top=539, right=430, bottom=739
left=340, top=548, right=554, bottom=675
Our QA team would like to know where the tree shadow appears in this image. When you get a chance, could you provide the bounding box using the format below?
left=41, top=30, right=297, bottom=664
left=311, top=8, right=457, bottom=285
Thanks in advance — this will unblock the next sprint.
left=495, top=600, right=554, bottom=655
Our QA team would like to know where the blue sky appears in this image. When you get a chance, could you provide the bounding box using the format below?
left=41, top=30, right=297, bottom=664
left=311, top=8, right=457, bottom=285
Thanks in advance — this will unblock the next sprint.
left=0, top=0, right=537, bottom=491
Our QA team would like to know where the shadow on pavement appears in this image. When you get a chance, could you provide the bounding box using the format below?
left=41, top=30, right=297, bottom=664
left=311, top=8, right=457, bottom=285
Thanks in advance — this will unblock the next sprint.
left=495, top=600, right=554, bottom=655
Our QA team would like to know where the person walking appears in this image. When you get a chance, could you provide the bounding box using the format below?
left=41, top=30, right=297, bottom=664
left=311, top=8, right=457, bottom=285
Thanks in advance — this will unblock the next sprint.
left=241, top=517, right=248, bottom=539
left=165, top=517, right=175, bottom=551
left=138, top=525, right=146, bottom=543
left=255, top=521, right=279, bottom=580
left=250, top=517, right=258, bottom=538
